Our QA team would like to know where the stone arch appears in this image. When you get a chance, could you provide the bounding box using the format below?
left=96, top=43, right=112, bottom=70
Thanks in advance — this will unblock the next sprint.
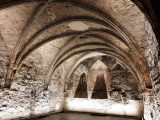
left=3, top=0, right=155, bottom=90
left=0, top=0, right=159, bottom=119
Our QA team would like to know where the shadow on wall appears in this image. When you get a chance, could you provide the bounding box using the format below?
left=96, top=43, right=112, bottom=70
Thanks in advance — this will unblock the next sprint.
left=74, top=73, right=88, bottom=98
left=74, top=73, right=108, bottom=99
left=91, top=74, right=108, bottom=99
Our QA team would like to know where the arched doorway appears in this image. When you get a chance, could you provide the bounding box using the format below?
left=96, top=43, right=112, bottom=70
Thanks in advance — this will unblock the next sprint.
left=91, top=73, right=108, bottom=99
left=74, top=73, right=88, bottom=98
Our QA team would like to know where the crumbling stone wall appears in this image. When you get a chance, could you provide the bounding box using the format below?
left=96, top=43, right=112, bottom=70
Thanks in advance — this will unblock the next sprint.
left=0, top=72, right=51, bottom=119
left=143, top=21, right=160, bottom=120
left=67, top=56, right=140, bottom=102
left=64, top=56, right=143, bottom=116
left=0, top=52, right=64, bottom=119
left=110, top=65, right=140, bottom=101
left=0, top=0, right=159, bottom=119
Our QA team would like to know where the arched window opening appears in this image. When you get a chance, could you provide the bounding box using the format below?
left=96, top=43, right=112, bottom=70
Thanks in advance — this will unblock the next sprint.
left=74, top=73, right=88, bottom=98
left=91, top=73, right=108, bottom=99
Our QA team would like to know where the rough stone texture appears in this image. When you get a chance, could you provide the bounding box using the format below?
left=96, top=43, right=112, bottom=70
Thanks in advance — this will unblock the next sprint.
left=63, top=56, right=143, bottom=117
left=0, top=3, right=38, bottom=52
left=0, top=58, right=62, bottom=119
left=144, top=95, right=160, bottom=120
left=0, top=0, right=159, bottom=119
left=0, top=34, right=8, bottom=88
left=0, top=74, right=51, bottom=119
left=66, top=56, right=140, bottom=101
left=143, top=20, right=160, bottom=120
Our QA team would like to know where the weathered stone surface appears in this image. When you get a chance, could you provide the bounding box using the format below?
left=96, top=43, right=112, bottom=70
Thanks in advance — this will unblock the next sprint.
left=0, top=0, right=159, bottom=119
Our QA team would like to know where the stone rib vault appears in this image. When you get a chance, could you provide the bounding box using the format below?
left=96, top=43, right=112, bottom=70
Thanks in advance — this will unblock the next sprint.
left=0, top=0, right=159, bottom=120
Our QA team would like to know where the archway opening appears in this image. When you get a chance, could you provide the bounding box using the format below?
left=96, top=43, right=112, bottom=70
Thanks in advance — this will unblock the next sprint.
left=74, top=73, right=88, bottom=98
left=91, top=73, right=108, bottom=99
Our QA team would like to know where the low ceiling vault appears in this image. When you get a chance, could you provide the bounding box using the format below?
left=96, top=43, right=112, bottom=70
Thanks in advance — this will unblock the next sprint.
left=0, top=0, right=158, bottom=96
left=0, top=1, right=160, bottom=119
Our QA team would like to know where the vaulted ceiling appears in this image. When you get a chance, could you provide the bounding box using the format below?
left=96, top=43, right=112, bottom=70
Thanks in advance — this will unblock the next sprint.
left=0, top=1, right=160, bottom=119
left=132, top=0, right=160, bottom=48
left=0, top=0, right=158, bottom=96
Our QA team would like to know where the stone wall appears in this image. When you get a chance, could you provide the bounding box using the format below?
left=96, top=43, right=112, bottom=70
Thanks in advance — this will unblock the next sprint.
left=0, top=0, right=159, bottom=119
left=143, top=20, right=160, bottom=120
left=0, top=53, right=64, bottom=119
left=64, top=56, right=143, bottom=117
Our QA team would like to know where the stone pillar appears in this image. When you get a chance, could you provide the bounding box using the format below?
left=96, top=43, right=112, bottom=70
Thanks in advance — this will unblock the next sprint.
left=151, top=69, right=160, bottom=120
left=48, top=78, right=65, bottom=112
left=87, top=69, right=94, bottom=99
left=143, top=96, right=153, bottom=120
left=143, top=89, right=160, bottom=120
left=48, top=79, right=57, bottom=112
left=105, top=69, right=112, bottom=99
